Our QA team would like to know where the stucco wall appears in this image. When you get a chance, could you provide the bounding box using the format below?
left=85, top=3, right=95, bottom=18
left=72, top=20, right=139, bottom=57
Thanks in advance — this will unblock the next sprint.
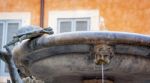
left=0, top=0, right=40, bottom=26
left=45, top=0, right=150, bottom=34
left=0, top=0, right=149, bottom=34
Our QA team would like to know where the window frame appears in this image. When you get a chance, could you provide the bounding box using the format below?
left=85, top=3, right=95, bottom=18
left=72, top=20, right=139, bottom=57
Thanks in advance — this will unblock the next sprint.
left=0, top=21, right=5, bottom=50
left=58, top=19, right=73, bottom=33
left=0, top=12, right=30, bottom=83
left=0, top=20, right=22, bottom=75
left=0, top=20, right=21, bottom=50
left=57, top=18, right=90, bottom=33
left=48, top=10, right=100, bottom=34
left=74, top=18, right=90, bottom=31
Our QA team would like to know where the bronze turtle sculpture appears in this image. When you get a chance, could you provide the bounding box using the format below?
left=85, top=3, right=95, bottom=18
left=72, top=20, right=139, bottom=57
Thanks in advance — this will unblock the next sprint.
left=2, top=25, right=53, bottom=83
left=4, top=25, right=54, bottom=47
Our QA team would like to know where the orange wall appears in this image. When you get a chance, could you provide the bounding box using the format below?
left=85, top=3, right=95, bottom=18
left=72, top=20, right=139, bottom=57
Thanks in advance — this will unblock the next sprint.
left=45, top=0, right=150, bottom=34
left=0, top=0, right=40, bottom=26
left=0, top=0, right=150, bottom=35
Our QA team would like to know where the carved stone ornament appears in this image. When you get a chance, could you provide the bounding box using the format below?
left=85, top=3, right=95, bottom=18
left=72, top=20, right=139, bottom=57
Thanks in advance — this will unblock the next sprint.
left=93, top=44, right=114, bottom=65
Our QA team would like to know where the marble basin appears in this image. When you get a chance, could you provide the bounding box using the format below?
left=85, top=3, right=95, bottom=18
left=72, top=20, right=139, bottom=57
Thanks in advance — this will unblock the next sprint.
left=12, top=31, right=150, bottom=83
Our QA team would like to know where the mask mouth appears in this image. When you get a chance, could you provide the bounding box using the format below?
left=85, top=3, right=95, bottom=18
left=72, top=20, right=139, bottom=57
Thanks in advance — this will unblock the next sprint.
left=93, top=44, right=114, bottom=65
left=94, top=58, right=110, bottom=65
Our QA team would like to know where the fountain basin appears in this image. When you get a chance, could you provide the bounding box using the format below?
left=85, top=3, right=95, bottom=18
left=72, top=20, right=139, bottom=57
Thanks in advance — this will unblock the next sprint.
left=12, top=31, right=150, bottom=83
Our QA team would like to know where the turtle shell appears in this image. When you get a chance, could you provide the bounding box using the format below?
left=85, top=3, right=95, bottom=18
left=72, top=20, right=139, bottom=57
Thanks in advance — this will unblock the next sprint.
left=15, top=25, right=43, bottom=37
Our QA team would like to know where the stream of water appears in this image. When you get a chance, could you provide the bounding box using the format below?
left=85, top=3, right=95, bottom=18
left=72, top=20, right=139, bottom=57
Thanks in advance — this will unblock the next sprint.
left=101, top=63, right=104, bottom=83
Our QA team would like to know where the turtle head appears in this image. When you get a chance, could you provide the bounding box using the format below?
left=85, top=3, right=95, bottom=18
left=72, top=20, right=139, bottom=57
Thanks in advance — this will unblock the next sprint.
left=43, top=27, right=54, bottom=34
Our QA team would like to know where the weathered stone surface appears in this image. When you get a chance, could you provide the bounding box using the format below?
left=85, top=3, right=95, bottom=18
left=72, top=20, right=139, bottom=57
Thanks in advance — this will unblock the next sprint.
left=22, top=76, right=44, bottom=83
left=12, top=32, right=150, bottom=83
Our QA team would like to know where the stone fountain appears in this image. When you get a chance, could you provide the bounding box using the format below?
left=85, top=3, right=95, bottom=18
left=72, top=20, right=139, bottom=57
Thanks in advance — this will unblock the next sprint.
left=12, top=31, right=150, bottom=83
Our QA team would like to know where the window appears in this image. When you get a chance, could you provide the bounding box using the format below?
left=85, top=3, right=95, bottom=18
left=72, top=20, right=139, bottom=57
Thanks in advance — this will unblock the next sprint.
left=0, top=12, right=30, bottom=82
left=0, top=20, right=21, bottom=73
left=58, top=18, right=90, bottom=33
left=0, top=22, right=4, bottom=50
left=0, top=20, right=21, bottom=50
left=48, top=10, right=100, bottom=33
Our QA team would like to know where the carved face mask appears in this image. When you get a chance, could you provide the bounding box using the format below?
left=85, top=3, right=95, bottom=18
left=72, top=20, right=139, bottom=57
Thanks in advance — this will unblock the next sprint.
left=93, top=44, right=114, bottom=65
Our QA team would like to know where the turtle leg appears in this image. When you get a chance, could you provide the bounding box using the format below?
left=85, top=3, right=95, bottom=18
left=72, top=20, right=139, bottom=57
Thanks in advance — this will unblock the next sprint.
left=19, top=35, right=27, bottom=42
left=0, top=51, right=7, bottom=62
left=3, top=38, right=19, bottom=47
left=19, top=34, right=37, bottom=42
left=3, top=46, right=23, bottom=83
